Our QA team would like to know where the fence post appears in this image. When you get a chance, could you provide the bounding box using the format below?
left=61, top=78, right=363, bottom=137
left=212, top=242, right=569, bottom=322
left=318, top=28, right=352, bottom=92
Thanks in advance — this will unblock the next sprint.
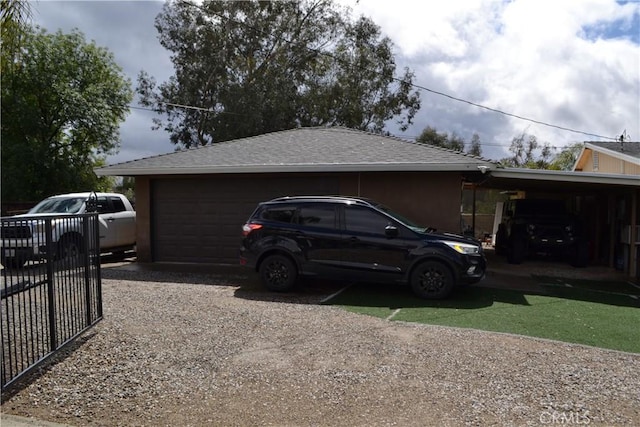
left=82, top=215, right=93, bottom=325
left=44, top=219, right=57, bottom=351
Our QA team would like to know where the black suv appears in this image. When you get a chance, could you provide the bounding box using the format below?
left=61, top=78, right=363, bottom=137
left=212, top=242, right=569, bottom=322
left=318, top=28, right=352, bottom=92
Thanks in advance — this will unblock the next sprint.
left=240, top=196, right=486, bottom=299
left=494, top=198, right=587, bottom=266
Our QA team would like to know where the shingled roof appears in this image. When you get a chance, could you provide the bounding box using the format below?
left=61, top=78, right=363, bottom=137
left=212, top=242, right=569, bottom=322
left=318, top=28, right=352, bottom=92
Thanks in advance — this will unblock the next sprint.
left=95, top=127, right=497, bottom=176
left=584, top=141, right=640, bottom=162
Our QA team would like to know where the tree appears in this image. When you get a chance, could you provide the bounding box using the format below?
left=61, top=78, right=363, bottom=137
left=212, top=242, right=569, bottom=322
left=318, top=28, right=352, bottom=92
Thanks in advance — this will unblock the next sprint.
left=499, top=132, right=555, bottom=169
left=1, top=27, right=133, bottom=201
left=416, top=126, right=465, bottom=152
left=467, top=133, right=482, bottom=157
left=549, top=143, right=584, bottom=171
left=137, top=0, right=420, bottom=148
left=1, top=0, right=32, bottom=71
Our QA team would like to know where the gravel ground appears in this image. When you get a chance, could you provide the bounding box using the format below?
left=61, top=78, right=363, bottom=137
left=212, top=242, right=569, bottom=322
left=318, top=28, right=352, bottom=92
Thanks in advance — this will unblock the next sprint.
left=2, top=265, right=639, bottom=427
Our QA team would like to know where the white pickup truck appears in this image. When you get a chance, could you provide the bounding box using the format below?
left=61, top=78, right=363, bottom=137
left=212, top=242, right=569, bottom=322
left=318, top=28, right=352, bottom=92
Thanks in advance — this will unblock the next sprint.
left=1, top=192, right=136, bottom=268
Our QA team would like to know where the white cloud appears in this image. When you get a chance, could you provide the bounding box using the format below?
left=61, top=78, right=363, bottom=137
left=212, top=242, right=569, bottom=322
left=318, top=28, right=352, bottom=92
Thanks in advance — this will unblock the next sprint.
left=343, top=0, right=640, bottom=159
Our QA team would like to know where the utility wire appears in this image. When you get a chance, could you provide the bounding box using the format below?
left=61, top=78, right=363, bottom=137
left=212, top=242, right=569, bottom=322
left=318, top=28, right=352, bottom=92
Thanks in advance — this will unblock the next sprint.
left=406, top=83, right=617, bottom=140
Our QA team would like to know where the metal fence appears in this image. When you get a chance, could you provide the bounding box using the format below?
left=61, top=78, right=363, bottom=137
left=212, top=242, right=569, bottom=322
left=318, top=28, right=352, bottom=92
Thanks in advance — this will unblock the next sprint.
left=1, top=213, right=102, bottom=392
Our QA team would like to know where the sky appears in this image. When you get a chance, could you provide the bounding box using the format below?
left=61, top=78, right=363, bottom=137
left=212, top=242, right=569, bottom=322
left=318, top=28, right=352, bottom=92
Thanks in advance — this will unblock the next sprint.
left=31, top=0, right=640, bottom=165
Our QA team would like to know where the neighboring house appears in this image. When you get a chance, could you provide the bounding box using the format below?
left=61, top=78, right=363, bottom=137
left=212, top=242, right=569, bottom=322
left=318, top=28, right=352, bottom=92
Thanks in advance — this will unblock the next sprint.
left=95, top=127, right=496, bottom=265
left=574, top=141, right=640, bottom=175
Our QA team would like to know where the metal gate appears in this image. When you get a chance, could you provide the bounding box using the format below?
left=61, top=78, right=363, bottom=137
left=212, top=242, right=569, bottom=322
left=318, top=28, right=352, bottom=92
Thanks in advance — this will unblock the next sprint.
left=1, top=213, right=103, bottom=392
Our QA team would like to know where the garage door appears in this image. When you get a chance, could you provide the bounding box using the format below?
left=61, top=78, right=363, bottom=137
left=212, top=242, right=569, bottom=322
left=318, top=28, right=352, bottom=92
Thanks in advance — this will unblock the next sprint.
left=151, top=175, right=339, bottom=263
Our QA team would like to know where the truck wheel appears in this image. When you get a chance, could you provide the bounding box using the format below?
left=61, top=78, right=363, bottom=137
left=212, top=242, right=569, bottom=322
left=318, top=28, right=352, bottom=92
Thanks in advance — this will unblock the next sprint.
left=507, top=236, right=526, bottom=264
left=1, top=256, right=25, bottom=270
left=57, top=235, right=84, bottom=265
left=410, top=260, right=454, bottom=299
left=259, top=254, right=297, bottom=292
left=569, top=243, right=588, bottom=268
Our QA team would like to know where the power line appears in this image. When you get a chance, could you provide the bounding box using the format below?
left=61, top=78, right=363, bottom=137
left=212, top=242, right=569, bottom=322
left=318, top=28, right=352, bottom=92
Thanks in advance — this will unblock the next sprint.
left=406, top=82, right=617, bottom=140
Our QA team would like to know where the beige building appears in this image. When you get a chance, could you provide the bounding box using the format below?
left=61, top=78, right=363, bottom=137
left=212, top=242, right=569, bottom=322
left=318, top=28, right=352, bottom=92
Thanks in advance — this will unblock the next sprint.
left=574, top=141, right=640, bottom=175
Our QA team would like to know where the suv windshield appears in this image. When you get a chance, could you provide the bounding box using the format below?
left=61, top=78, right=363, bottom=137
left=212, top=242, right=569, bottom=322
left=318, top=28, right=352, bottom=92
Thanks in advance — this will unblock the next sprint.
left=29, top=197, right=85, bottom=214
left=515, top=200, right=567, bottom=216
left=374, top=203, right=425, bottom=233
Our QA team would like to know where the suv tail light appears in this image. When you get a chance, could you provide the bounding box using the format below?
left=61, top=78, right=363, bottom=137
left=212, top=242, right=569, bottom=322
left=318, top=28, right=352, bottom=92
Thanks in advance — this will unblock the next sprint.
left=242, top=223, right=262, bottom=236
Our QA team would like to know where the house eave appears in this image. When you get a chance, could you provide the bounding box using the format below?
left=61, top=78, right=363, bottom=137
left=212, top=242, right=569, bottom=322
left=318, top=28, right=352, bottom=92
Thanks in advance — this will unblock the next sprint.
left=491, top=168, right=640, bottom=187
left=95, top=162, right=494, bottom=176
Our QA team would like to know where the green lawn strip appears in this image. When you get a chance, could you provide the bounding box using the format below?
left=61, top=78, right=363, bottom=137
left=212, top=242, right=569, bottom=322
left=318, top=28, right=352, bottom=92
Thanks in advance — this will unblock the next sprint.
left=532, top=274, right=640, bottom=296
left=325, top=284, right=640, bottom=353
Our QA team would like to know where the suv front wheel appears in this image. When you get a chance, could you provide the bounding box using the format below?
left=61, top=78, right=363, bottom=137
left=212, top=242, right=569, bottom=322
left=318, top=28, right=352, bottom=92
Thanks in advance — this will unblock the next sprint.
left=410, top=260, right=454, bottom=299
left=259, top=254, right=298, bottom=292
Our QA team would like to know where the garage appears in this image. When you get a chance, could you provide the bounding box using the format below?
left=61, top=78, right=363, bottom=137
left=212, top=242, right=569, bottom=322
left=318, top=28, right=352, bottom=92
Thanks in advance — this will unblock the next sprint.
left=96, top=127, right=496, bottom=266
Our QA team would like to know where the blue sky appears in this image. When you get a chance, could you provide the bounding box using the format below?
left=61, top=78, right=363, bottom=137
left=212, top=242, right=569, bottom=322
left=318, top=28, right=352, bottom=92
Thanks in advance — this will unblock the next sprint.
left=32, top=0, right=640, bottom=164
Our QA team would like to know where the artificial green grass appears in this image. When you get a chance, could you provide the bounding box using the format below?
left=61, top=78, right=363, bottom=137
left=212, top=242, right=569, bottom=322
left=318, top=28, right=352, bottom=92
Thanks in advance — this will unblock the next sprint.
left=533, top=275, right=640, bottom=295
left=325, top=283, right=640, bottom=353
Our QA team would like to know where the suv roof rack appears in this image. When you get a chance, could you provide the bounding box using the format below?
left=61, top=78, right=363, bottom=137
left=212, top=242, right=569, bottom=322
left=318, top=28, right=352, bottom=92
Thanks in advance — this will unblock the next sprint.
left=267, top=195, right=375, bottom=206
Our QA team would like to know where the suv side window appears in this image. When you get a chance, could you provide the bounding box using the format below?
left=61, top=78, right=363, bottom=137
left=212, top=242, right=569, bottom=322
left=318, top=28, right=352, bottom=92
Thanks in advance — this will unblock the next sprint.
left=344, top=206, right=392, bottom=234
left=298, top=204, right=336, bottom=229
left=260, top=206, right=296, bottom=223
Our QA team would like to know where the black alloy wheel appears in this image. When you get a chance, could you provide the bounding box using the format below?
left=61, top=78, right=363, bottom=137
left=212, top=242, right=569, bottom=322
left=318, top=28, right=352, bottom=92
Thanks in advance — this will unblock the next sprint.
left=259, top=254, right=297, bottom=292
left=410, top=260, right=454, bottom=299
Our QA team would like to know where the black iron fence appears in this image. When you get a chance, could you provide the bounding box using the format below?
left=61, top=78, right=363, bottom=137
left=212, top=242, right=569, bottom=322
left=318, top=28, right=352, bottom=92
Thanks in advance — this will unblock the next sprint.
left=1, top=213, right=102, bottom=392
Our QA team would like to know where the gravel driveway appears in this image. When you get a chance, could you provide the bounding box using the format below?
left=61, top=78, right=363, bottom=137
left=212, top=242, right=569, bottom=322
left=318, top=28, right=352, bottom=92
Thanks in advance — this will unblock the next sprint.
left=2, top=265, right=639, bottom=426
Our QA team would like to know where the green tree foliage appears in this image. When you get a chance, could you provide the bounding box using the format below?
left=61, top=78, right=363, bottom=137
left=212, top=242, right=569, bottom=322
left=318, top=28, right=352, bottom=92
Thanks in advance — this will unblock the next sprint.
left=462, top=188, right=508, bottom=214
left=1, top=27, right=133, bottom=201
left=416, top=126, right=465, bottom=152
left=549, top=142, right=584, bottom=171
left=114, top=176, right=136, bottom=202
left=137, top=0, right=420, bottom=148
left=499, top=132, right=555, bottom=169
left=468, top=133, right=482, bottom=157
left=1, top=0, right=32, bottom=70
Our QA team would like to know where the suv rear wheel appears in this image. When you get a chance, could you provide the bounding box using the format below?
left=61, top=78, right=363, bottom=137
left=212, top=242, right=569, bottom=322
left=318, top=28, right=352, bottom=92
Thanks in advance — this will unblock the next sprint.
left=259, top=254, right=297, bottom=292
left=410, top=260, right=454, bottom=299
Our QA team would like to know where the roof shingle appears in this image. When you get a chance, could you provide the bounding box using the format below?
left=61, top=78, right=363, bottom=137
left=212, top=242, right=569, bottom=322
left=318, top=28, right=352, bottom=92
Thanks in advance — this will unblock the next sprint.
left=585, top=141, right=640, bottom=160
left=96, top=126, right=497, bottom=176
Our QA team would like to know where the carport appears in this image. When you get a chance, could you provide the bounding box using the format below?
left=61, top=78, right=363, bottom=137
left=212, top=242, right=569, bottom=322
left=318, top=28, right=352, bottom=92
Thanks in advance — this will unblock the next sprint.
left=467, top=168, right=640, bottom=279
